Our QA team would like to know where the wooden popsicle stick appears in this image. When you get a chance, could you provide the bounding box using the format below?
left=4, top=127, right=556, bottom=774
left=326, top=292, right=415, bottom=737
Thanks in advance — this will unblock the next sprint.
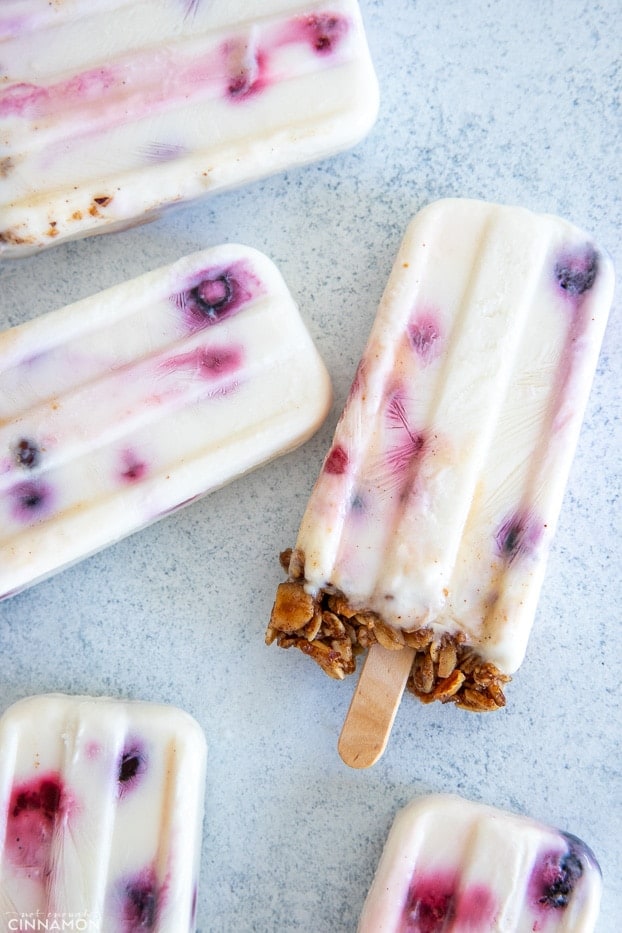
left=338, top=644, right=416, bottom=769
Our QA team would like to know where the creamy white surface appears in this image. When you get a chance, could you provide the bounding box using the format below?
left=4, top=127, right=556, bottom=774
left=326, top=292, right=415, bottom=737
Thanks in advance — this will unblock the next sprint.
left=296, top=199, right=614, bottom=673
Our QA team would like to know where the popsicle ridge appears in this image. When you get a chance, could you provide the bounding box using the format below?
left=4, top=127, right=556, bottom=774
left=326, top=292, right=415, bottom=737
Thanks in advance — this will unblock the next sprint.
left=266, top=199, right=614, bottom=711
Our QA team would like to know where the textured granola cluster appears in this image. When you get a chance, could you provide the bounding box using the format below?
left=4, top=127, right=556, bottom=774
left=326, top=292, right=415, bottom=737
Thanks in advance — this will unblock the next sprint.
left=266, top=549, right=510, bottom=711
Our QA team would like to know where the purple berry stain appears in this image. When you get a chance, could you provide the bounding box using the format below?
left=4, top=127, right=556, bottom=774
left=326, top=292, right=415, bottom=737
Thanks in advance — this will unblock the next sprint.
left=162, top=345, right=243, bottom=387
left=386, top=393, right=426, bottom=477
left=554, top=245, right=598, bottom=298
left=121, top=866, right=160, bottom=932
left=117, top=741, right=147, bottom=797
left=529, top=836, right=587, bottom=914
left=6, top=773, right=65, bottom=875
left=220, top=35, right=269, bottom=102
left=495, top=510, right=542, bottom=562
left=408, top=313, right=443, bottom=364
left=14, top=437, right=40, bottom=468
left=295, top=14, right=348, bottom=54
left=227, top=48, right=268, bottom=100
left=173, top=260, right=261, bottom=333
left=120, top=450, right=148, bottom=484
left=10, top=479, right=53, bottom=522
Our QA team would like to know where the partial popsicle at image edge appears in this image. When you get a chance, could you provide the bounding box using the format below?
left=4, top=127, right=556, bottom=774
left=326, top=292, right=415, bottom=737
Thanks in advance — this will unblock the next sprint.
left=0, top=0, right=379, bottom=256
left=0, top=244, right=331, bottom=599
left=266, top=198, right=615, bottom=765
left=358, top=794, right=602, bottom=933
left=0, top=693, right=207, bottom=932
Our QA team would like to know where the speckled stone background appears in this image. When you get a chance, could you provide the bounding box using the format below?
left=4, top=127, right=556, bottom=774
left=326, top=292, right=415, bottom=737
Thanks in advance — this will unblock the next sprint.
left=0, top=1, right=620, bottom=930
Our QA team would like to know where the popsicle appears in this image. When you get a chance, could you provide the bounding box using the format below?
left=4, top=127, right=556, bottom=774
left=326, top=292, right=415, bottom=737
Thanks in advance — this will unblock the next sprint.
left=0, top=0, right=379, bottom=257
left=266, top=198, right=614, bottom=763
left=0, top=693, right=207, bottom=932
left=358, top=794, right=602, bottom=933
left=0, top=243, right=331, bottom=598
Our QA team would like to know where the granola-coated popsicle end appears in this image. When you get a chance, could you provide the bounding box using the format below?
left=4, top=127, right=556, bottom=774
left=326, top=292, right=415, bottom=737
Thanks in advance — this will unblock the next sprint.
left=267, top=198, right=615, bottom=713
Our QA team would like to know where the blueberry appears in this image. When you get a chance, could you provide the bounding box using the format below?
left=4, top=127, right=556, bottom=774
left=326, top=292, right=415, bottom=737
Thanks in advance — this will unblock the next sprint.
left=302, top=14, right=348, bottom=54
left=495, top=511, right=541, bottom=562
left=537, top=848, right=584, bottom=910
left=14, top=437, right=40, bottom=468
left=192, top=274, right=233, bottom=318
left=118, top=752, right=142, bottom=784
left=117, top=743, right=146, bottom=796
left=12, top=777, right=61, bottom=821
left=555, top=246, right=598, bottom=297
left=125, top=877, right=158, bottom=929
left=11, top=479, right=51, bottom=519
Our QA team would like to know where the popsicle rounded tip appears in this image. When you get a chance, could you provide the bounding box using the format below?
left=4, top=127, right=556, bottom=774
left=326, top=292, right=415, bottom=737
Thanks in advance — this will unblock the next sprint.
left=337, top=732, right=386, bottom=769
left=338, top=645, right=416, bottom=769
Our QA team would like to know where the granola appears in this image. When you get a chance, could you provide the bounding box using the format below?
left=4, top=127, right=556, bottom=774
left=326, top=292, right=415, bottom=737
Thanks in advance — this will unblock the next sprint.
left=266, top=548, right=510, bottom=710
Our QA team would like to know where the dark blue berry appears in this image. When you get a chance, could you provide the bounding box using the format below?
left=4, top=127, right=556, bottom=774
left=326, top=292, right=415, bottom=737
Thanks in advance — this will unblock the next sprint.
left=15, top=480, right=47, bottom=511
left=555, top=246, right=598, bottom=297
left=118, top=752, right=142, bottom=784
left=15, top=437, right=40, bottom=468
left=191, top=274, right=233, bottom=319
left=125, top=879, right=157, bottom=929
left=539, top=849, right=583, bottom=909
left=495, top=511, right=541, bottom=561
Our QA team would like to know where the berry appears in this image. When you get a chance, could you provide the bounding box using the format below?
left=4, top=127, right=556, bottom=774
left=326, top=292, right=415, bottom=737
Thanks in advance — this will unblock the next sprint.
left=401, top=873, right=456, bottom=933
left=117, top=743, right=146, bottom=794
left=174, top=260, right=259, bottom=331
left=14, top=437, right=40, bottom=468
left=555, top=246, right=598, bottom=297
left=10, top=479, right=52, bottom=522
left=301, top=14, right=348, bottom=54
left=495, top=511, right=541, bottom=561
left=6, top=774, right=64, bottom=874
left=192, top=274, right=233, bottom=318
left=529, top=836, right=590, bottom=915
left=324, top=445, right=349, bottom=474
left=123, top=870, right=158, bottom=930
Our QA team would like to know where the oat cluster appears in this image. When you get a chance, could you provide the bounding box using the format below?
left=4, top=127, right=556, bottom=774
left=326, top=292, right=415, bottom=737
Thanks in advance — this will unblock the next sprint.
left=266, top=549, right=510, bottom=711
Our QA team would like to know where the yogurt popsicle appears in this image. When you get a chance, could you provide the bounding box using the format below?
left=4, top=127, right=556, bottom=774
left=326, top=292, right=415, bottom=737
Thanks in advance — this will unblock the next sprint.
left=0, top=693, right=207, bottom=932
left=267, top=198, right=614, bottom=732
left=358, top=794, right=602, bottom=933
left=0, top=0, right=379, bottom=256
left=0, top=244, right=331, bottom=598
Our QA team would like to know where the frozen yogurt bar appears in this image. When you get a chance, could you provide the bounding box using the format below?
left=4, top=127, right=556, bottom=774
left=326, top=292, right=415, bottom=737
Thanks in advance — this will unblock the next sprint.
left=0, top=693, right=207, bottom=932
left=0, top=244, right=331, bottom=598
left=358, top=794, right=602, bottom=932
left=0, top=0, right=378, bottom=256
left=267, top=198, right=614, bottom=715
